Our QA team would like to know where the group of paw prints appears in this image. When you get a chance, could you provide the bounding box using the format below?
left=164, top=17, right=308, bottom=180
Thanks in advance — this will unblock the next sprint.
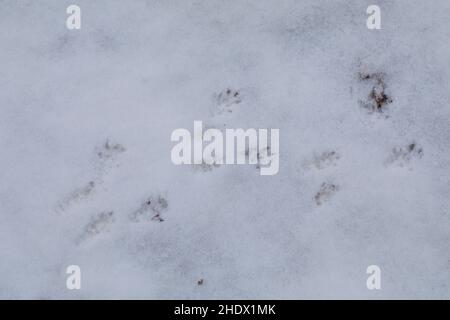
left=305, top=142, right=423, bottom=206
left=210, top=71, right=393, bottom=120
left=56, top=140, right=169, bottom=244
left=57, top=71, right=423, bottom=235
left=207, top=70, right=421, bottom=207
left=195, top=87, right=274, bottom=172
left=309, top=69, right=422, bottom=206
left=193, top=88, right=242, bottom=172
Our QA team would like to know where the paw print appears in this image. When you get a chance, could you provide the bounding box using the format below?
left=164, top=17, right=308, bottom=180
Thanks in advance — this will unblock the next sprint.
left=213, top=88, right=242, bottom=115
left=314, top=182, right=339, bottom=206
left=130, top=195, right=169, bottom=223
left=385, top=142, right=423, bottom=167
left=93, top=139, right=126, bottom=185
left=192, top=162, right=221, bottom=172
left=55, top=139, right=125, bottom=214
left=305, top=150, right=340, bottom=170
left=78, top=211, right=115, bottom=243
left=56, top=181, right=95, bottom=214
left=358, top=72, right=393, bottom=115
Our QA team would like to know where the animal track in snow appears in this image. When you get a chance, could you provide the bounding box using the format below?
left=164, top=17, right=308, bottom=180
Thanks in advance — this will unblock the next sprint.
left=249, top=146, right=274, bottom=170
left=305, top=150, right=340, bottom=170
left=192, top=162, right=221, bottom=172
left=357, top=72, right=393, bottom=115
left=77, top=211, right=115, bottom=244
left=129, top=195, right=169, bottom=223
left=385, top=142, right=423, bottom=167
left=314, top=182, right=339, bottom=206
left=212, top=88, right=242, bottom=115
left=94, top=139, right=126, bottom=183
left=56, top=181, right=95, bottom=214
left=191, top=125, right=223, bottom=173
left=56, top=139, right=125, bottom=214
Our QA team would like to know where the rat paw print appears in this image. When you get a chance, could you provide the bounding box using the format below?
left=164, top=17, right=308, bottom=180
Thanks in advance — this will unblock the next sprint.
left=94, top=139, right=126, bottom=183
left=55, top=139, right=125, bottom=214
left=358, top=72, right=393, bottom=115
left=305, top=150, right=340, bottom=170
left=385, top=142, right=423, bottom=167
left=193, top=162, right=221, bottom=172
left=96, top=140, right=126, bottom=160
left=314, top=182, right=339, bottom=206
left=129, top=195, right=169, bottom=223
left=56, top=181, right=95, bottom=214
left=192, top=125, right=223, bottom=172
left=78, top=211, right=115, bottom=244
left=245, top=146, right=274, bottom=170
left=213, top=88, right=242, bottom=115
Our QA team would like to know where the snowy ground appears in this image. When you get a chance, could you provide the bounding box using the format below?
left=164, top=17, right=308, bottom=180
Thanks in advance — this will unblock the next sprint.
left=0, top=0, right=449, bottom=299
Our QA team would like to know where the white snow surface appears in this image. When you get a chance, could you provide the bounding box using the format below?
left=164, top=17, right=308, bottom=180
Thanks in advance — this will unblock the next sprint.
left=0, top=0, right=449, bottom=298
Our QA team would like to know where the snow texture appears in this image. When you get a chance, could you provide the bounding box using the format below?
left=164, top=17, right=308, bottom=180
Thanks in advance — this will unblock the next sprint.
left=0, top=0, right=449, bottom=299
